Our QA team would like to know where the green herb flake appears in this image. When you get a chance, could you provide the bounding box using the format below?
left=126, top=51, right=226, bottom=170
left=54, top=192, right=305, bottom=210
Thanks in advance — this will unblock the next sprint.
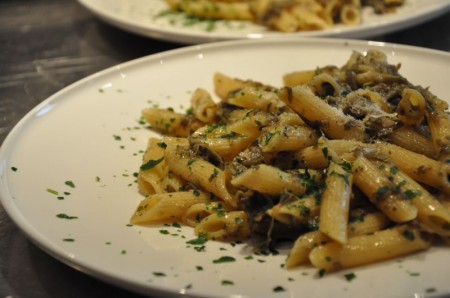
left=404, top=189, right=421, bottom=200
left=47, top=188, right=59, bottom=195
left=408, top=271, right=420, bottom=276
left=153, top=272, right=166, bottom=277
left=221, top=280, right=234, bottom=286
left=213, top=256, right=236, bottom=264
left=402, top=229, right=415, bottom=241
left=56, top=213, right=78, bottom=220
left=264, top=131, right=276, bottom=145
left=157, top=142, right=167, bottom=149
left=318, top=269, right=326, bottom=278
left=374, top=186, right=390, bottom=200
left=273, top=286, right=285, bottom=292
left=10, top=167, right=17, bottom=172
left=63, top=238, right=75, bottom=242
left=65, top=181, right=76, bottom=188
left=113, top=135, right=121, bottom=141
left=186, top=233, right=208, bottom=245
left=344, top=272, right=356, bottom=282
left=140, top=157, right=164, bottom=171
left=159, top=230, right=170, bottom=235
left=196, top=266, right=203, bottom=271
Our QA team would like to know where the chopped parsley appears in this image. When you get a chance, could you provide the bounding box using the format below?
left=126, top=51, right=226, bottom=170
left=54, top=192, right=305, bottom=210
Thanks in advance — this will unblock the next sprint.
left=140, top=157, right=164, bottom=171
left=56, top=213, right=78, bottom=220
left=402, top=229, right=415, bottom=241
left=213, top=256, right=236, bottom=264
left=273, top=286, right=285, bottom=292
left=47, top=188, right=59, bottom=195
left=344, top=272, right=356, bottom=281
left=186, top=233, right=208, bottom=245
left=153, top=272, right=166, bottom=277
left=221, top=280, right=234, bottom=286
left=65, top=181, right=76, bottom=188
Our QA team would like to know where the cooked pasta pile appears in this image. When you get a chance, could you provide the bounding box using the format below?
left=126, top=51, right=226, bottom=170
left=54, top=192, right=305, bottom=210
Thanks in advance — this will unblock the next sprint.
left=132, top=49, right=450, bottom=272
left=164, top=0, right=405, bottom=32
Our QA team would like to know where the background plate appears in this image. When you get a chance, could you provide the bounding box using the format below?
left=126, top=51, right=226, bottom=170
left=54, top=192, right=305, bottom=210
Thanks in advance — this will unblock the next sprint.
left=0, top=38, right=449, bottom=298
left=78, top=0, right=450, bottom=44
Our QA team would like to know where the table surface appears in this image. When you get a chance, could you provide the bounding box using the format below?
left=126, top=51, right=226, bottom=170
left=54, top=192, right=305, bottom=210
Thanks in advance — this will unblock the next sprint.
left=0, top=1, right=449, bottom=297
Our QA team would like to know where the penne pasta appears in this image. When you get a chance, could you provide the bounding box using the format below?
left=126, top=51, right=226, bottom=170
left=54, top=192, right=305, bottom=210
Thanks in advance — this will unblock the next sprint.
left=132, top=49, right=449, bottom=274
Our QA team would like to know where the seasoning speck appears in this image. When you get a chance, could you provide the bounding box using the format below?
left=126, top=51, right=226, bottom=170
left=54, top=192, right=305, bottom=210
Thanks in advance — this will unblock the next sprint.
left=213, top=256, right=236, bottom=264
left=221, top=280, right=234, bottom=286
left=273, top=286, right=285, bottom=292
left=344, top=272, right=356, bottom=282
left=56, top=213, right=78, bottom=220
left=65, top=181, right=75, bottom=188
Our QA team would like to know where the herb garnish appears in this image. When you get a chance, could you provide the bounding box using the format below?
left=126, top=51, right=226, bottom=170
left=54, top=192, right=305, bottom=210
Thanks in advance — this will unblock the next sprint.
left=140, top=157, right=164, bottom=171
left=56, top=213, right=78, bottom=220
left=213, top=256, right=236, bottom=264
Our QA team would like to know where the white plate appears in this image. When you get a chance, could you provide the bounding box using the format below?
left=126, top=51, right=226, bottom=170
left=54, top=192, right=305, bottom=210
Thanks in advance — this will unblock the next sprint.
left=78, top=0, right=450, bottom=44
left=1, top=38, right=449, bottom=298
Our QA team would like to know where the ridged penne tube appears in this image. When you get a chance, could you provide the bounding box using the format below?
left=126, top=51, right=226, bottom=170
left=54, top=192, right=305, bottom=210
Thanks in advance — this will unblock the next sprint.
left=283, top=70, right=316, bottom=87
left=277, top=86, right=367, bottom=141
left=319, top=161, right=353, bottom=243
left=142, top=108, right=202, bottom=137
left=425, top=104, right=450, bottom=160
left=230, top=164, right=310, bottom=195
left=277, top=112, right=306, bottom=126
left=291, top=6, right=331, bottom=31
left=309, top=73, right=342, bottom=97
left=214, top=72, right=246, bottom=100
left=340, top=4, right=360, bottom=25
left=309, top=225, right=430, bottom=272
left=375, top=160, right=450, bottom=237
left=194, top=211, right=250, bottom=241
left=226, top=86, right=286, bottom=113
left=258, top=124, right=318, bottom=152
left=189, top=134, right=255, bottom=162
left=297, top=139, right=450, bottom=194
left=370, top=141, right=450, bottom=194
left=190, top=88, right=217, bottom=124
left=286, top=211, right=392, bottom=269
left=183, top=201, right=234, bottom=227
left=388, top=126, right=436, bottom=158
left=138, top=138, right=169, bottom=195
left=397, top=88, right=426, bottom=126
left=352, top=154, right=418, bottom=222
left=130, top=190, right=211, bottom=224
left=348, top=211, right=392, bottom=237
left=267, top=195, right=320, bottom=226
left=286, top=231, right=330, bottom=268
left=213, top=72, right=273, bottom=100
left=226, top=110, right=274, bottom=137
left=165, top=146, right=237, bottom=207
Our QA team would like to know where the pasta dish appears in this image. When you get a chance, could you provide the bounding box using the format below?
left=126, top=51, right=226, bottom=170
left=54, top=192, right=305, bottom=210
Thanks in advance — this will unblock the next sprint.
left=131, top=49, right=450, bottom=273
left=163, top=0, right=405, bottom=32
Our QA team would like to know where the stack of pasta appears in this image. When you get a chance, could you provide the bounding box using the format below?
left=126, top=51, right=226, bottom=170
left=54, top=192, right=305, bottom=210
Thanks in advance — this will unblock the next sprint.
left=164, top=0, right=405, bottom=32
left=131, top=49, right=450, bottom=272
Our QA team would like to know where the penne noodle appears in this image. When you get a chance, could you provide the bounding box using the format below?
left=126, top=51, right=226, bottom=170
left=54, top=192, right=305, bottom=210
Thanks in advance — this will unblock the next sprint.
left=309, top=225, right=430, bottom=272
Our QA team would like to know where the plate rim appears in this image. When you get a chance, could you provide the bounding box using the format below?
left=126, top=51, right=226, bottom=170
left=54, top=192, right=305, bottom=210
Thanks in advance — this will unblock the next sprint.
left=1, top=37, right=450, bottom=297
left=77, top=0, right=450, bottom=44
